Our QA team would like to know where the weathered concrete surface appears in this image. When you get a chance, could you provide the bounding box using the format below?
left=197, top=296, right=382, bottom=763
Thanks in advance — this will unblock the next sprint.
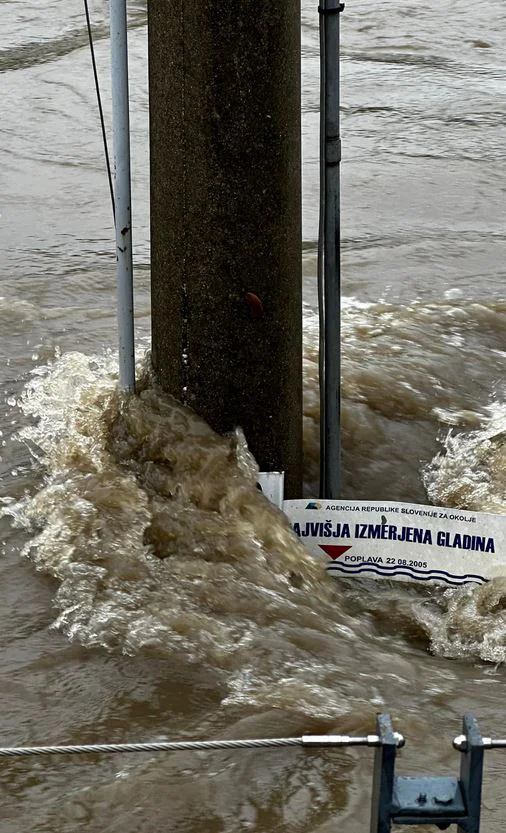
left=148, top=0, right=302, bottom=497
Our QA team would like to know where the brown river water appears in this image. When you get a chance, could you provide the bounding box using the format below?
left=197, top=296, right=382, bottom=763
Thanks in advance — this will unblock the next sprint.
left=0, top=0, right=506, bottom=830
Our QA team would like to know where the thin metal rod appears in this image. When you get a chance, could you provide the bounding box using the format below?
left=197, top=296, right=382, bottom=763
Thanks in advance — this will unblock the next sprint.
left=320, top=0, right=343, bottom=499
left=110, top=0, right=135, bottom=392
left=454, top=735, right=506, bottom=751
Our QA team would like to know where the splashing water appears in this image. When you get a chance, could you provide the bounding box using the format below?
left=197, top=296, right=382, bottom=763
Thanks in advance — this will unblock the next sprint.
left=425, top=401, right=506, bottom=515
left=6, top=350, right=328, bottom=644
left=4, top=298, right=506, bottom=715
left=5, top=348, right=376, bottom=719
left=423, top=403, right=506, bottom=661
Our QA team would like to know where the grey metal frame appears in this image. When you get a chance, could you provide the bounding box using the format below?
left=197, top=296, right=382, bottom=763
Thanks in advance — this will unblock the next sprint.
left=371, top=714, right=484, bottom=832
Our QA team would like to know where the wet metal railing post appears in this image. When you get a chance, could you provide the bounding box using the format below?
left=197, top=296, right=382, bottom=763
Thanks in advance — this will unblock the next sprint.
left=370, top=714, right=398, bottom=833
left=457, top=716, right=485, bottom=833
left=319, top=0, right=344, bottom=499
left=370, top=713, right=485, bottom=832
left=110, top=0, right=135, bottom=392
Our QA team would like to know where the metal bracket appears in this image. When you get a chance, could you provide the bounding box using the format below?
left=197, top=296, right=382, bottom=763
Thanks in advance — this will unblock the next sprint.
left=318, top=3, right=345, bottom=12
left=370, top=714, right=484, bottom=832
left=257, top=472, right=285, bottom=509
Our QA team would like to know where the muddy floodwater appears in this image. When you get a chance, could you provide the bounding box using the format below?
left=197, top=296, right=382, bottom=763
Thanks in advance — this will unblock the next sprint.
left=0, top=0, right=506, bottom=830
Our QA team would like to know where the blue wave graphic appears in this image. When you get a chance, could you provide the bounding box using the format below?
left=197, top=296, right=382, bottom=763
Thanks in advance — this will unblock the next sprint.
left=326, top=561, right=487, bottom=586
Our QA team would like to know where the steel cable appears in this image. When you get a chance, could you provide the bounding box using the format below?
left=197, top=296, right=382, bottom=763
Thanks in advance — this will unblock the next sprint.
left=0, top=733, right=401, bottom=757
left=83, top=0, right=115, bottom=220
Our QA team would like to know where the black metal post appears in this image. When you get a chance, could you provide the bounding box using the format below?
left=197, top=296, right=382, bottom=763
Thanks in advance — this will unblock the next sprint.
left=318, top=0, right=344, bottom=499
left=370, top=714, right=398, bottom=833
left=457, top=716, right=485, bottom=833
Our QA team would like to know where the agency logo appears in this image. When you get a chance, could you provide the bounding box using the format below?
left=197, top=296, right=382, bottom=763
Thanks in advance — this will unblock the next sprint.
left=306, top=501, right=321, bottom=510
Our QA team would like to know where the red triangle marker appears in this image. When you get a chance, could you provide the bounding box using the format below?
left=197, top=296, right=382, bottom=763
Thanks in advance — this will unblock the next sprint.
left=319, top=545, right=352, bottom=560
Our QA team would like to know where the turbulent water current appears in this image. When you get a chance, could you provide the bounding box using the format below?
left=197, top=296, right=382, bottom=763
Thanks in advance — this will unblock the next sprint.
left=1, top=0, right=506, bottom=831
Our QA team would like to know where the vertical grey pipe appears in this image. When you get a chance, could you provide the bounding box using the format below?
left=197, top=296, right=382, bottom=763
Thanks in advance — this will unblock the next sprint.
left=110, top=0, right=135, bottom=392
left=319, top=0, right=343, bottom=498
left=317, top=5, right=327, bottom=497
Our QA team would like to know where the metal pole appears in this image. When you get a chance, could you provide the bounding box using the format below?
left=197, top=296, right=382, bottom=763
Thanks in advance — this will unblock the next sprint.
left=318, top=5, right=327, bottom=497
left=319, top=0, right=343, bottom=498
left=110, top=0, right=135, bottom=392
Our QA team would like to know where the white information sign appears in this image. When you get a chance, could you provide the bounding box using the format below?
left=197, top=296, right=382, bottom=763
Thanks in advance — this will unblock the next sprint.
left=282, top=499, right=506, bottom=587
